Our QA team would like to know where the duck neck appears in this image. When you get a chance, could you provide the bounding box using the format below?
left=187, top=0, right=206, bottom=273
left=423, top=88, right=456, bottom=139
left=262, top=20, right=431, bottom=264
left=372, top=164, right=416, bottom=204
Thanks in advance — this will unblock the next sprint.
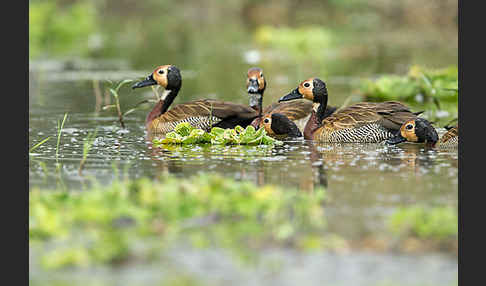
left=303, top=95, right=328, bottom=140
left=315, top=101, right=328, bottom=123
left=146, top=87, right=180, bottom=126
left=249, top=92, right=263, bottom=118
left=304, top=110, right=320, bottom=140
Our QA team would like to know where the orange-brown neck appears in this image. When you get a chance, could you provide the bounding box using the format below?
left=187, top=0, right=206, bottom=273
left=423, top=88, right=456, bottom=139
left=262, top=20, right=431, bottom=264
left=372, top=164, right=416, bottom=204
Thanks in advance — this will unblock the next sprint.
left=145, top=88, right=179, bottom=128
left=304, top=110, right=321, bottom=140
left=146, top=100, right=164, bottom=129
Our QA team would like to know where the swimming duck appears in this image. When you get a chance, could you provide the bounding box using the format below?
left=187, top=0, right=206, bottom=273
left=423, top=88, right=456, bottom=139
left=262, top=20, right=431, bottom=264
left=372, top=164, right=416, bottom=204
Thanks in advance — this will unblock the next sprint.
left=246, top=68, right=336, bottom=130
left=279, top=77, right=422, bottom=143
left=261, top=113, right=303, bottom=139
left=386, top=118, right=458, bottom=148
left=132, top=65, right=258, bottom=135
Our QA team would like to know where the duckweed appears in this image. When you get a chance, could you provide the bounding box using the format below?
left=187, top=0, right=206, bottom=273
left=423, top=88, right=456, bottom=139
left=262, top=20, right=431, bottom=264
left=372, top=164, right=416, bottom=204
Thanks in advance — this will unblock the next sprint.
left=152, top=123, right=283, bottom=146
left=30, top=174, right=326, bottom=269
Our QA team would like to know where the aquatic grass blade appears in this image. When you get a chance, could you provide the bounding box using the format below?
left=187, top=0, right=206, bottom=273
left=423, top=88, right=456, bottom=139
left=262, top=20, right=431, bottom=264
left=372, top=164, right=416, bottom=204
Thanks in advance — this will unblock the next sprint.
left=55, top=113, right=68, bottom=163
left=29, top=136, right=51, bottom=153
left=79, top=128, right=98, bottom=176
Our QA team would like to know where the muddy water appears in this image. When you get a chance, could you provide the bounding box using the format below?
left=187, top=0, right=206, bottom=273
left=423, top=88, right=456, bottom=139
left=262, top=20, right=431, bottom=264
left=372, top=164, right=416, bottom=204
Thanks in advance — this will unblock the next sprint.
left=29, top=66, right=458, bottom=286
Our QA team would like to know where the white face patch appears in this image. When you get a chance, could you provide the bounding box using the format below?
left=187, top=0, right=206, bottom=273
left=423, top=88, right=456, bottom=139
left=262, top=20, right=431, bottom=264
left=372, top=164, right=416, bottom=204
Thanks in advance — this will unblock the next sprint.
left=161, top=89, right=172, bottom=100
left=313, top=102, right=320, bottom=112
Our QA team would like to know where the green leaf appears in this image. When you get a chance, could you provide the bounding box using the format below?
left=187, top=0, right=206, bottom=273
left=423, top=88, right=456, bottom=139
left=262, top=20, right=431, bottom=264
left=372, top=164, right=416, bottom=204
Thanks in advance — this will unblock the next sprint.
left=174, top=122, right=195, bottom=137
left=109, top=88, right=118, bottom=99
left=182, top=129, right=205, bottom=144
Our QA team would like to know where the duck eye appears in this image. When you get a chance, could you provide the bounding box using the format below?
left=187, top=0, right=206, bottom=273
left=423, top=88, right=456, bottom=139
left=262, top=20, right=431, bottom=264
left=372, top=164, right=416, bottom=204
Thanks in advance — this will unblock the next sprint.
left=264, top=118, right=270, bottom=124
left=304, top=82, right=310, bottom=88
left=260, top=73, right=264, bottom=78
left=406, top=124, right=414, bottom=130
left=158, top=70, right=164, bottom=75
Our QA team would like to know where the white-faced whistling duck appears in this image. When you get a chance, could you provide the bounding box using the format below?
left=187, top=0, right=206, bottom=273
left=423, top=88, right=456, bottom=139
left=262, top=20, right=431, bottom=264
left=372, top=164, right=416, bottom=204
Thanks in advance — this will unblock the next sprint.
left=387, top=118, right=458, bottom=148
left=279, top=77, right=423, bottom=143
left=132, top=65, right=259, bottom=135
left=246, top=67, right=336, bottom=131
left=261, top=113, right=303, bottom=139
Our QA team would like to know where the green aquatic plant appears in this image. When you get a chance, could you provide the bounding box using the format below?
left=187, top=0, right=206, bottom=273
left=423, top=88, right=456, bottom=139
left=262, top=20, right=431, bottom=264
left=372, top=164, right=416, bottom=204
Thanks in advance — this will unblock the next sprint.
left=29, top=174, right=326, bottom=269
left=103, top=79, right=134, bottom=128
left=388, top=205, right=458, bottom=240
left=29, top=136, right=51, bottom=154
left=103, top=78, right=158, bottom=128
left=359, top=65, right=458, bottom=125
left=78, top=128, right=98, bottom=176
left=55, top=113, right=68, bottom=165
left=360, top=65, right=458, bottom=104
left=152, top=123, right=283, bottom=146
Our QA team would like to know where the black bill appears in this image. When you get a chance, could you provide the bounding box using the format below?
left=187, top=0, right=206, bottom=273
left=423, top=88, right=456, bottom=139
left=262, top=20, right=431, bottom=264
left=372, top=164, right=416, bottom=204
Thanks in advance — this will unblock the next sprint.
left=279, top=88, right=302, bottom=102
left=132, top=74, right=157, bottom=89
left=386, top=134, right=407, bottom=145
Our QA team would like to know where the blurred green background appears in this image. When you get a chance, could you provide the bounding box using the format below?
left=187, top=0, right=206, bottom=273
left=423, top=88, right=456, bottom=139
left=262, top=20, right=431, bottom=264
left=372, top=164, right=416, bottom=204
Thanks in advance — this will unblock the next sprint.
left=29, top=0, right=457, bottom=79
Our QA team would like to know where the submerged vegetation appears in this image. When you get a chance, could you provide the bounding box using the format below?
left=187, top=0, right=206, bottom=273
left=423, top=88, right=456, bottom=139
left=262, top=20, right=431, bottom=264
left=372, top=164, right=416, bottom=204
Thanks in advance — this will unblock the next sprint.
left=30, top=174, right=326, bottom=269
left=152, top=123, right=283, bottom=146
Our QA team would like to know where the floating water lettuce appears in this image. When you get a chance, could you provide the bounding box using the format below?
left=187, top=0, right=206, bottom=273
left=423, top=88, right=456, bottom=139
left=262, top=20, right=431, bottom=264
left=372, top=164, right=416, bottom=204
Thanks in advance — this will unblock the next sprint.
left=152, top=123, right=283, bottom=146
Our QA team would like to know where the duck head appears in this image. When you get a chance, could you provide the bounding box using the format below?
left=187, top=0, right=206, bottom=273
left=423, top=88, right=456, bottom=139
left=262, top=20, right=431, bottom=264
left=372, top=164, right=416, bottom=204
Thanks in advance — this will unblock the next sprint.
left=132, top=65, right=183, bottom=118
left=262, top=113, right=302, bottom=138
left=279, top=77, right=327, bottom=103
left=279, top=78, right=328, bottom=120
left=246, top=67, right=266, bottom=112
left=132, top=65, right=182, bottom=97
left=386, top=118, right=439, bottom=147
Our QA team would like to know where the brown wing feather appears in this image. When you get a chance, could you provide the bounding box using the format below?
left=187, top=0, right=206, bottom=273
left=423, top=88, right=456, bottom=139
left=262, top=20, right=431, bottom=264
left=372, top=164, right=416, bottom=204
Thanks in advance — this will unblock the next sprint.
left=439, top=125, right=458, bottom=144
left=262, top=99, right=313, bottom=121
left=323, top=108, right=382, bottom=131
left=323, top=101, right=417, bottom=132
left=347, top=101, right=411, bottom=112
left=161, top=99, right=257, bottom=122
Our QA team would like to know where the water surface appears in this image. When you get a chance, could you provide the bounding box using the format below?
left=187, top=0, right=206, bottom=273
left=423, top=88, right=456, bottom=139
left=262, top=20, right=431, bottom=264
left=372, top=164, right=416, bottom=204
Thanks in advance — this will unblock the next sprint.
left=29, top=64, right=457, bottom=285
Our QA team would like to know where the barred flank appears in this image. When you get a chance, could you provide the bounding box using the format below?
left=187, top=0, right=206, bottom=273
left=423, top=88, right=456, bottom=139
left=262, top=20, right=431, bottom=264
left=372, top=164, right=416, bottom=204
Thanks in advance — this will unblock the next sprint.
left=316, top=124, right=394, bottom=143
left=150, top=116, right=221, bottom=135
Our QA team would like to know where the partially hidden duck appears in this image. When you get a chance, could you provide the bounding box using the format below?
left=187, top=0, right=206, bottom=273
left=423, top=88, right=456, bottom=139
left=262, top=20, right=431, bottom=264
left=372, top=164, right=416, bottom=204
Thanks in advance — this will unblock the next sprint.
left=246, top=67, right=336, bottom=131
left=261, top=113, right=303, bottom=139
left=386, top=118, right=458, bottom=149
